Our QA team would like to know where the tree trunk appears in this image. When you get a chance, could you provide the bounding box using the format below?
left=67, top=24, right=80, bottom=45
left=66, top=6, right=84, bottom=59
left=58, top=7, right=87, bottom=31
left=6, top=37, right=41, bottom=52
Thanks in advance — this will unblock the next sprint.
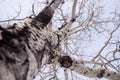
left=0, top=0, right=64, bottom=80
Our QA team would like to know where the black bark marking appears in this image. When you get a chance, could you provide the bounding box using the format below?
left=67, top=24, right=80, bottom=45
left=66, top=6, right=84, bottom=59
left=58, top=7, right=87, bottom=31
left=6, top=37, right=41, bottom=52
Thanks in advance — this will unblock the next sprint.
left=107, top=73, right=110, bottom=76
left=30, top=21, right=41, bottom=29
left=83, top=71, right=88, bottom=75
left=114, top=72, right=116, bottom=75
left=97, top=69, right=105, bottom=78
left=1, top=31, right=17, bottom=40
left=75, top=61, right=78, bottom=63
left=0, top=25, right=5, bottom=31
left=0, top=25, right=30, bottom=48
left=35, top=11, right=52, bottom=25
left=89, top=69, right=93, bottom=71
left=7, top=23, right=17, bottom=29
left=34, top=6, right=54, bottom=26
left=0, top=31, right=19, bottom=47
left=43, top=39, right=54, bottom=64
left=71, top=18, right=76, bottom=22
left=17, top=25, right=30, bottom=37
left=58, top=23, right=67, bottom=30
left=58, top=56, right=73, bottom=68
left=6, top=57, right=16, bottom=63
left=36, top=49, right=45, bottom=68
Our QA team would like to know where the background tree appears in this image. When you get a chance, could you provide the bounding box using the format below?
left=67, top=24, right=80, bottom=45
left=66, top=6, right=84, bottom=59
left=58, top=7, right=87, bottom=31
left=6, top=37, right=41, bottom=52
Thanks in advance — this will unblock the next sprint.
left=0, top=0, right=120, bottom=80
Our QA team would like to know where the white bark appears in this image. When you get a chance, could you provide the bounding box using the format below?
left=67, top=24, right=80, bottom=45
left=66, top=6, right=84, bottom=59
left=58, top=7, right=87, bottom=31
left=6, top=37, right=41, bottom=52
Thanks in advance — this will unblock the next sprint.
left=70, top=61, right=120, bottom=80
left=51, top=48, right=120, bottom=80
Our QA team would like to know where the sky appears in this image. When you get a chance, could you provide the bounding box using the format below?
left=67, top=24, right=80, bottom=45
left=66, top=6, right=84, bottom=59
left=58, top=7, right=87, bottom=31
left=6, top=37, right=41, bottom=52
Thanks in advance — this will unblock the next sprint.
left=0, top=0, right=33, bottom=20
left=0, top=0, right=120, bottom=80
left=0, top=0, right=120, bottom=20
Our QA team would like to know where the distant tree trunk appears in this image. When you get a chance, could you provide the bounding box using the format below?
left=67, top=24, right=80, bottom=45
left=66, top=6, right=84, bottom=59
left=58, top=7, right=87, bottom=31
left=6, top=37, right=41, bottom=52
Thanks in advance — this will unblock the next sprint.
left=0, top=0, right=64, bottom=80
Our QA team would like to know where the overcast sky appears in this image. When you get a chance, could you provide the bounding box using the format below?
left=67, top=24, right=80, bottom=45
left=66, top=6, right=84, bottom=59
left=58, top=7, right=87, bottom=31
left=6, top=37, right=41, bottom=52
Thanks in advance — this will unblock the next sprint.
left=0, top=0, right=120, bottom=21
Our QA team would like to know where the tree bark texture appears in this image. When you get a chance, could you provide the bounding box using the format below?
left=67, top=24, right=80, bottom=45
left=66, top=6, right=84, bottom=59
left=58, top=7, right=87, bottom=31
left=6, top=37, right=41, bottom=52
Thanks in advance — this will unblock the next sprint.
left=0, top=0, right=64, bottom=80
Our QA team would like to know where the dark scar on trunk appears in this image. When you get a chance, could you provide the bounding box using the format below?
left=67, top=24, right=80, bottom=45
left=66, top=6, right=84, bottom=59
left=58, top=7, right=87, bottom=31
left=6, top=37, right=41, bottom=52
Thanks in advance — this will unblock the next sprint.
left=97, top=69, right=105, bottom=78
left=58, top=56, right=73, bottom=68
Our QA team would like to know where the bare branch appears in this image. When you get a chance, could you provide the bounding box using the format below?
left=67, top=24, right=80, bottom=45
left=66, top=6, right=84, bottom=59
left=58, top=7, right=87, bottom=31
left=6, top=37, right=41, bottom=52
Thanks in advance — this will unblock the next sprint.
left=92, top=24, right=120, bottom=61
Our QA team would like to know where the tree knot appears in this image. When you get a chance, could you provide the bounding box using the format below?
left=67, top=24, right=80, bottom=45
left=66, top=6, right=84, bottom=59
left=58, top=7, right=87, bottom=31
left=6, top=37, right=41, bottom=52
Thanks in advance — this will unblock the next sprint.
left=58, top=56, right=73, bottom=68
